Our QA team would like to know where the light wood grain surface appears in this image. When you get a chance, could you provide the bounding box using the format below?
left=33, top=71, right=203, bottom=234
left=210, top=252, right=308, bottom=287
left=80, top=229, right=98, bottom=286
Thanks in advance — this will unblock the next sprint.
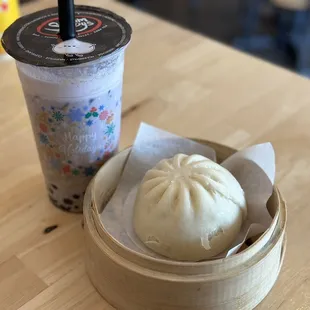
left=0, top=0, right=310, bottom=309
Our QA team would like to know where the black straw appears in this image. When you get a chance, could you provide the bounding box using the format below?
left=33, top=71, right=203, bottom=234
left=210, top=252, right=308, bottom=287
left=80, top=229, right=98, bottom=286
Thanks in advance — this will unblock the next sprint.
left=58, top=0, right=76, bottom=41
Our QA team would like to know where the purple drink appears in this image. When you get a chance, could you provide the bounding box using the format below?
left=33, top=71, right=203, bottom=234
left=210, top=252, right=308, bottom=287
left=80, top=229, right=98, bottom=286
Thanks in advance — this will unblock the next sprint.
left=2, top=6, right=132, bottom=212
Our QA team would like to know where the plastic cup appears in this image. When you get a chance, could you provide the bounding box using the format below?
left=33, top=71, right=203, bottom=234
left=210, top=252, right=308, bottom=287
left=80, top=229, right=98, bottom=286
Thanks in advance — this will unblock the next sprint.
left=2, top=6, right=132, bottom=212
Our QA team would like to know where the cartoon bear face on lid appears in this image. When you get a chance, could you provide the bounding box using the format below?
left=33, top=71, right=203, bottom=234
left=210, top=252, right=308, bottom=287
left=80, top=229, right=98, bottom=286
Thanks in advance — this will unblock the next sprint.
left=52, top=38, right=95, bottom=55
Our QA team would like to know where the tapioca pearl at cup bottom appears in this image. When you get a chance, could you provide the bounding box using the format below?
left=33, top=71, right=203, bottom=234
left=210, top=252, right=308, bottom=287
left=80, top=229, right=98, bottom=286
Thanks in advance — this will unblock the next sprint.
left=49, top=184, right=58, bottom=196
left=63, top=198, right=74, bottom=205
left=59, top=205, right=71, bottom=212
left=48, top=194, right=72, bottom=212
left=47, top=184, right=85, bottom=213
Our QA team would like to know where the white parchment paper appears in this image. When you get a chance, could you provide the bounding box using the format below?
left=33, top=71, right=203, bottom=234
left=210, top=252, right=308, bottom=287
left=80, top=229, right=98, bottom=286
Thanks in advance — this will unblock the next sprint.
left=100, top=123, right=277, bottom=260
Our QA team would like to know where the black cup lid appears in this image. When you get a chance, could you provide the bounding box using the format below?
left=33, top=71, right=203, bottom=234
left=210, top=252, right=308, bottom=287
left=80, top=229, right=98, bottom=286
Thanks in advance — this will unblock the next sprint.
left=1, top=5, right=132, bottom=67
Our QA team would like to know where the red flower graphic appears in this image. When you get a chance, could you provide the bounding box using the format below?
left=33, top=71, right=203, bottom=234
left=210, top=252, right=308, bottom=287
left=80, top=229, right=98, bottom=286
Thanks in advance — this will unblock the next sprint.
left=39, top=123, right=48, bottom=133
left=90, top=107, right=97, bottom=112
left=63, top=165, right=71, bottom=174
left=99, top=110, right=108, bottom=120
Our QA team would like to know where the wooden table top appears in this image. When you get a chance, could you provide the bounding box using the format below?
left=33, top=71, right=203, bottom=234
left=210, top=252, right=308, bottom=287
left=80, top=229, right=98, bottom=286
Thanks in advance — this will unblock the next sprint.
left=1, top=0, right=310, bottom=309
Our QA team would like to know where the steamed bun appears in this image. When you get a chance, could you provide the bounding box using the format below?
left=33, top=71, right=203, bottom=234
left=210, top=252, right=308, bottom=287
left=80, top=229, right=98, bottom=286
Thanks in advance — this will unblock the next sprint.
left=133, top=154, right=247, bottom=261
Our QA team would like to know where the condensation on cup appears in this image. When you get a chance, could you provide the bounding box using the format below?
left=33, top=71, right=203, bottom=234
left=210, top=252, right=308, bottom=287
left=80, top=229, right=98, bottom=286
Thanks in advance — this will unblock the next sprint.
left=2, top=6, right=132, bottom=212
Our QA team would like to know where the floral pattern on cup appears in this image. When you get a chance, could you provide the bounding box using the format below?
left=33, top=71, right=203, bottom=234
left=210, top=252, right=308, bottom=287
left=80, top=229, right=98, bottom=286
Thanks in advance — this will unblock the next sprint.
left=34, top=96, right=119, bottom=177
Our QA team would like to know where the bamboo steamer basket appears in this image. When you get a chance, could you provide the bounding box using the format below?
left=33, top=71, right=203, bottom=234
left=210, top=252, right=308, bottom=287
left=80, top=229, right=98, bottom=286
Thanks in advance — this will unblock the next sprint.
left=84, top=140, right=287, bottom=310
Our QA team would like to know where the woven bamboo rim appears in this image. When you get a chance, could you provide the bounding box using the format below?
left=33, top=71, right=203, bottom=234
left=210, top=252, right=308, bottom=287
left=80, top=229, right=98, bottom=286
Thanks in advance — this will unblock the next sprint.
left=83, top=140, right=287, bottom=310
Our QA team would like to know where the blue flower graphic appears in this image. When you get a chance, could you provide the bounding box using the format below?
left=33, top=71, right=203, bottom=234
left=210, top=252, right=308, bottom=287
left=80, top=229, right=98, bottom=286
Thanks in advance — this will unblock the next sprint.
left=84, top=166, right=96, bottom=176
left=99, top=105, right=105, bottom=111
left=86, top=120, right=93, bottom=127
left=68, top=108, right=84, bottom=122
left=105, top=124, right=115, bottom=136
left=39, top=133, right=49, bottom=145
